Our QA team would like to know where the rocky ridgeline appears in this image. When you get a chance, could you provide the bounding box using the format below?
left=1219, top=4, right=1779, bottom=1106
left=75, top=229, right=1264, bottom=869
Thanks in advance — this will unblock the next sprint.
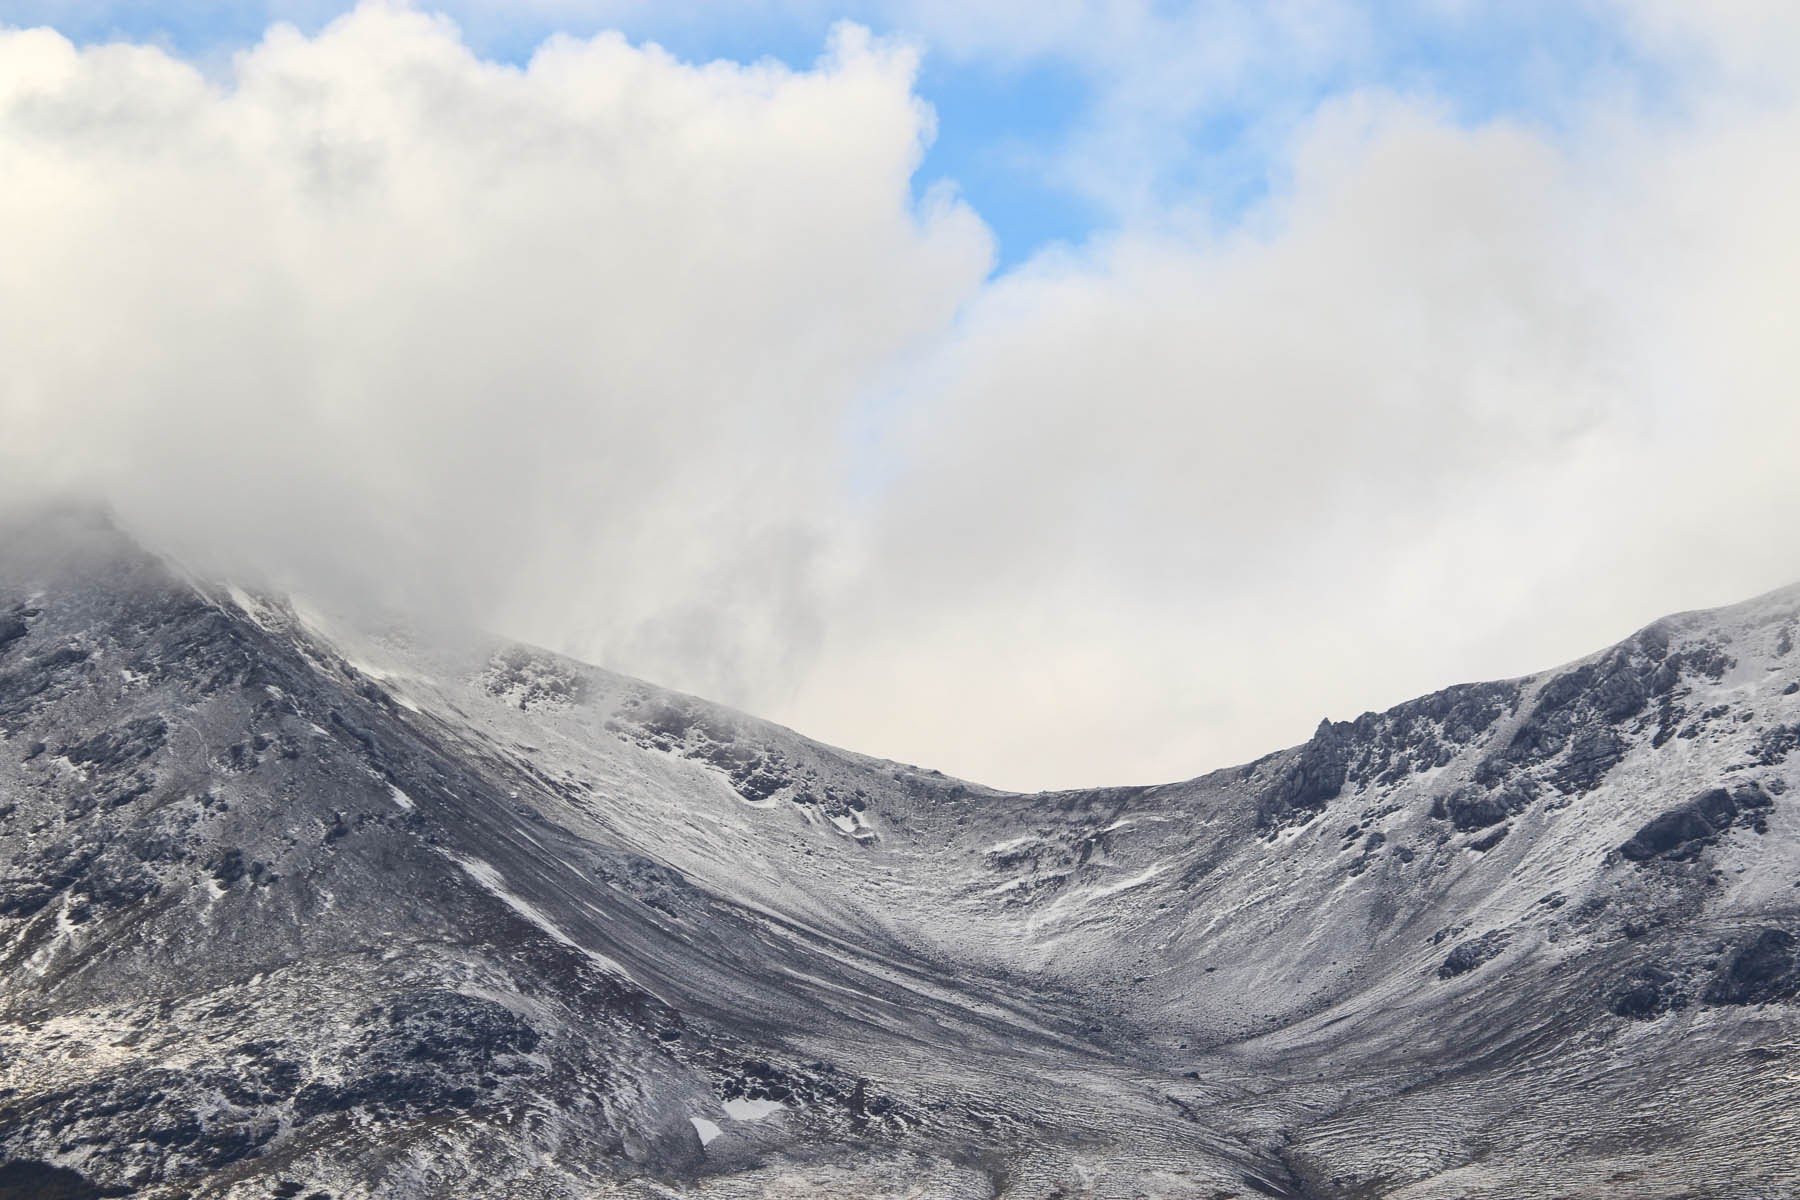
left=481, top=646, right=590, bottom=710
left=1255, top=679, right=1522, bottom=832
left=605, top=694, right=875, bottom=836
left=1258, top=617, right=1748, bottom=839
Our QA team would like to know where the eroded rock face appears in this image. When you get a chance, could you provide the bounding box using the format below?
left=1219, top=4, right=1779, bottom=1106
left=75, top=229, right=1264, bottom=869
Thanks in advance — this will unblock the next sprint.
left=1257, top=719, right=1351, bottom=829
left=1476, top=630, right=1733, bottom=792
left=608, top=693, right=876, bottom=834
left=59, top=718, right=168, bottom=772
left=290, top=991, right=542, bottom=1122
left=1607, top=964, right=1685, bottom=1019
left=1438, top=931, right=1508, bottom=980
left=482, top=646, right=589, bottom=709
left=1257, top=682, right=1522, bottom=831
left=1704, top=928, right=1800, bottom=1006
left=1620, top=784, right=1772, bottom=862
left=1432, top=783, right=1516, bottom=831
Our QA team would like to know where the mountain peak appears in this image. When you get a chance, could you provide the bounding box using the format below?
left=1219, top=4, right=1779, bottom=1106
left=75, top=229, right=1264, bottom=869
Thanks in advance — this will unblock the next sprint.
left=1, top=529, right=1797, bottom=1196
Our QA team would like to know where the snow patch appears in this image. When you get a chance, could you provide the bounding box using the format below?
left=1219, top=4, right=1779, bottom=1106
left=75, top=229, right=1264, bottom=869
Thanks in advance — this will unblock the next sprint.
left=388, top=785, right=415, bottom=811
left=690, top=1116, right=722, bottom=1145
left=1089, top=863, right=1166, bottom=899
left=722, top=1097, right=784, bottom=1121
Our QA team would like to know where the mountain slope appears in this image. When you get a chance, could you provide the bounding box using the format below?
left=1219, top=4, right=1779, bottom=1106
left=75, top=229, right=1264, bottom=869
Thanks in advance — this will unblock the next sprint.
left=0, top=508, right=1797, bottom=1199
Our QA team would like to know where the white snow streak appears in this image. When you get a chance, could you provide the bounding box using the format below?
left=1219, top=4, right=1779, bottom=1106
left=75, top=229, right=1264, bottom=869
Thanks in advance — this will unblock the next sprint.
left=447, top=854, right=643, bottom=988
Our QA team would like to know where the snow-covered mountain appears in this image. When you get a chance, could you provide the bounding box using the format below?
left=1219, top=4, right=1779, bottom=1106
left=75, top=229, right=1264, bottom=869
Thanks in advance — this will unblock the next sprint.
left=1, top=507, right=1797, bottom=1199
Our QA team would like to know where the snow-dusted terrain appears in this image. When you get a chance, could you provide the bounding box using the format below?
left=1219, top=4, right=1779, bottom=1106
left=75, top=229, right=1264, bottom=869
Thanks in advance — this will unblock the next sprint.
left=1, top=507, right=1797, bottom=1198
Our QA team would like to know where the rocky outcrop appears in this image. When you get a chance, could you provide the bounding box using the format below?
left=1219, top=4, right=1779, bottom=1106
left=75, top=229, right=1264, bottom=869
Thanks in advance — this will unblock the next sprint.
left=1619, top=784, right=1773, bottom=862
left=1477, top=629, right=1733, bottom=793
left=1438, top=930, right=1508, bottom=979
left=1257, top=719, right=1351, bottom=829
left=1704, top=928, right=1800, bottom=1005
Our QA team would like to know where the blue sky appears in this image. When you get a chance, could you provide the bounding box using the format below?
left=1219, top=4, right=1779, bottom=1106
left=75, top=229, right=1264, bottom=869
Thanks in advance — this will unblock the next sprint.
left=0, top=1, right=1674, bottom=270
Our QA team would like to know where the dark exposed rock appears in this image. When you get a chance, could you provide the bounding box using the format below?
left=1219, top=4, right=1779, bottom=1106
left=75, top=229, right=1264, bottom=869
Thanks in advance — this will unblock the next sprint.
left=1606, top=964, right=1685, bottom=1019
left=1554, top=728, right=1626, bottom=792
left=1703, top=929, right=1800, bottom=1006
left=99, top=771, right=155, bottom=810
left=0, top=1160, right=130, bottom=1200
left=483, top=647, right=589, bottom=709
left=218, top=1047, right=304, bottom=1108
left=610, top=695, right=872, bottom=829
left=1257, top=720, right=1349, bottom=829
left=0, top=617, right=28, bottom=656
left=72, top=854, right=160, bottom=912
left=61, top=717, right=167, bottom=771
left=1467, top=825, right=1510, bottom=852
left=1477, top=633, right=1733, bottom=794
left=1450, top=791, right=1508, bottom=831
left=0, top=1068, right=282, bottom=1183
left=325, top=709, right=378, bottom=758
left=719, top=1059, right=910, bottom=1133
left=294, top=990, right=541, bottom=1123
left=1434, top=784, right=1510, bottom=832
left=1314, top=682, right=1520, bottom=796
left=1756, top=724, right=1800, bottom=766
left=1438, top=931, right=1508, bottom=979
left=1346, top=831, right=1387, bottom=876
left=5, top=508, right=1800, bottom=1195
left=212, top=848, right=249, bottom=887
left=1620, top=785, right=1770, bottom=863
left=0, top=837, right=163, bottom=921
left=0, top=643, right=90, bottom=725
left=1736, top=781, right=1775, bottom=810
left=0, top=847, right=92, bottom=918
left=33, top=645, right=90, bottom=671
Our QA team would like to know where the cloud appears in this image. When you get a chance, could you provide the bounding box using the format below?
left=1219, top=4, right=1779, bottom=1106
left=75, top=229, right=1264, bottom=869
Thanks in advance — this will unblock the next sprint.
left=779, top=79, right=1800, bottom=788
left=2, top=2, right=1798, bottom=791
left=0, top=3, right=989, bottom=704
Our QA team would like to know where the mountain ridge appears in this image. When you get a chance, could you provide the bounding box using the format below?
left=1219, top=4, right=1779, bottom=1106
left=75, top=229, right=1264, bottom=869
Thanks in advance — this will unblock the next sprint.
left=0, top=507, right=1797, bottom=1198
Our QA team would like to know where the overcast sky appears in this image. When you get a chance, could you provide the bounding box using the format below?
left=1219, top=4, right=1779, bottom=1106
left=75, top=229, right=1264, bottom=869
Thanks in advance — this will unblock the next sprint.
left=2, top=1, right=1798, bottom=790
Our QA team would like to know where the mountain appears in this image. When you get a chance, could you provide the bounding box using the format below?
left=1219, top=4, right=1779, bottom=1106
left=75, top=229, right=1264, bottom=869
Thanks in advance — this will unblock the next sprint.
left=0, top=506, right=1797, bottom=1200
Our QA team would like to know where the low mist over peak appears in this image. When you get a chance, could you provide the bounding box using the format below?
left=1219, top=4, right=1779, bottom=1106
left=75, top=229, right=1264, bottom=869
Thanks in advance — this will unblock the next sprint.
left=1, top=496, right=1798, bottom=1197
left=4, top=4, right=1800, bottom=789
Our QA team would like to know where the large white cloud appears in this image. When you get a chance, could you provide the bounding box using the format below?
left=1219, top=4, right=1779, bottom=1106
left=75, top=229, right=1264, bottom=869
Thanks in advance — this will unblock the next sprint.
left=0, top=4, right=989, bottom=703
left=2, top=2, right=1797, bottom=790
left=781, top=72, right=1800, bottom=787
